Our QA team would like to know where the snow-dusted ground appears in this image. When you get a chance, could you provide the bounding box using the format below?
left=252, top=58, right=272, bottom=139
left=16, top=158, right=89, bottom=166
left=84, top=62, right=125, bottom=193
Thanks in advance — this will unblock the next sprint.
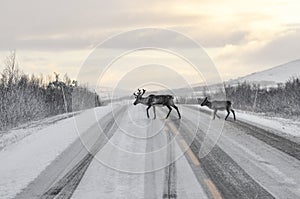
left=0, top=112, right=80, bottom=151
left=235, top=110, right=300, bottom=142
left=0, top=106, right=113, bottom=199
left=191, top=105, right=300, bottom=143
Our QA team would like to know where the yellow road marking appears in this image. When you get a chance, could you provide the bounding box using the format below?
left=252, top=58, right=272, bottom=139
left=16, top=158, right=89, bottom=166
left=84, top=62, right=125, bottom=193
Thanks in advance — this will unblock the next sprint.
left=165, top=121, right=222, bottom=199
left=204, top=179, right=223, bottom=199
left=165, top=122, right=200, bottom=166
left=179, top=140, right=201, bottom=166
left=166, top=121, right=179, bottom=135
left=166, top=121, right=221, bottom=199
left=167, top=120, right=196, bottom=138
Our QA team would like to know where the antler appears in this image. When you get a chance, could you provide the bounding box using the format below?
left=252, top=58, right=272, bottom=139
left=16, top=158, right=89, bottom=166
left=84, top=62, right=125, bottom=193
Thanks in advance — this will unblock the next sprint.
left=141, top=89, right=146, bottom=95
left=133, top=89, right=146, bottom=97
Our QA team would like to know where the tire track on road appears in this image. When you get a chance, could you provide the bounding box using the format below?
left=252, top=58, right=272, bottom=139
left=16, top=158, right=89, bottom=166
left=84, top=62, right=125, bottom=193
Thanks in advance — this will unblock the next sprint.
left=168, top=116, right=275, bottom=199
left=41, top=107, right=126, bottom=199
left=15, top=106, right=127, bottom=199
left=186, top=105, right=300, bottom=161
left=144, top=126, right=160, bottom=199
left=41, top=154, right=93, bottom=199
left=162, top=127, right=177, bottom=199
left=228, top=120, right=300, bottom=161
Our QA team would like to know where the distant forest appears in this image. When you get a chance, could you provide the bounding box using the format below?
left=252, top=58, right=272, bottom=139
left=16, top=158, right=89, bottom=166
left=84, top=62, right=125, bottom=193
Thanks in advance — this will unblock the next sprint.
left=0, top=52, right=101, bottom=131
left=178, top=78, right=300, bottom=117
left=225, top=79, right=300, bottom=116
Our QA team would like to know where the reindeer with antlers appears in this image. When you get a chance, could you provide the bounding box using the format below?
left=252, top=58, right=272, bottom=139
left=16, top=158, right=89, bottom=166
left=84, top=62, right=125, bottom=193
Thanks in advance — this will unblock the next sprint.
left=133, top=89, right=181, bottom=119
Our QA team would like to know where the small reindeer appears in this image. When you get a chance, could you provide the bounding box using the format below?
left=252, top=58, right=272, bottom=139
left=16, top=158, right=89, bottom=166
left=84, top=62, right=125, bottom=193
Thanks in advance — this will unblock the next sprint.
left=198, top=97, right=236, bottom=121
left=133, top=89, right=181, bottom=119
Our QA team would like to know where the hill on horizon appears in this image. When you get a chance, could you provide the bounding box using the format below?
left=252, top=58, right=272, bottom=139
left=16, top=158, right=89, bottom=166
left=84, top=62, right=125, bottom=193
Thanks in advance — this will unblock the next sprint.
left=228, top=59, right=300, bottom=86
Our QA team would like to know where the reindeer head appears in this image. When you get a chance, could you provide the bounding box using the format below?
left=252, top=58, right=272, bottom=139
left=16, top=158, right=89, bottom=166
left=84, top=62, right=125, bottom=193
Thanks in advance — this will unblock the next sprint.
left=133, top=89, right=146, bottom=105
left=199, top=97, right=208, bottom=106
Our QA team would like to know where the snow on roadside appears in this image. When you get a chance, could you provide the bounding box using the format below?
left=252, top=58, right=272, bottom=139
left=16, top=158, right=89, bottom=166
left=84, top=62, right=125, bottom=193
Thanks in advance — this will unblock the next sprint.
left=188, top=105, right=300, bottom=143
left=0, top=106, right=112, bottom=199
left=0, top=112, right=80, bottom=151
left=234, top=110, right=300, bottom=143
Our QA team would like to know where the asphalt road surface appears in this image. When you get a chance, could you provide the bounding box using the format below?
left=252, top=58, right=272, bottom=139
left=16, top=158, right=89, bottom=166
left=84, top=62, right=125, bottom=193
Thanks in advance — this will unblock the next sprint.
left=15, top=104, right=300, bottom=199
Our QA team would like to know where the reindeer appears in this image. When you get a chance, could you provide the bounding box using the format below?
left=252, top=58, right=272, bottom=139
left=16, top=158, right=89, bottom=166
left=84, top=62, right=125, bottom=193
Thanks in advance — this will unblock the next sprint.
left=133, top=89, right=181, bottom=119
left=198, top=97, right=236, bottom=121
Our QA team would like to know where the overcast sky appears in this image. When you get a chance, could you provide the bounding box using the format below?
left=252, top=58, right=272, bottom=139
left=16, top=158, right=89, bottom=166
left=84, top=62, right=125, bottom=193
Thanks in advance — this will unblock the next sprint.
left=0, top=0, right=300, bottom=88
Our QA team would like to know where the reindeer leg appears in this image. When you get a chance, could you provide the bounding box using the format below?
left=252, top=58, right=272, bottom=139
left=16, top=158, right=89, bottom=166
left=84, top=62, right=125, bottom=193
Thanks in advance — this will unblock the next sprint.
left=166, top=105, right=172, bottom=119
left=225, top=108, right=230, bottom=120
left=153, top=106, right=156, bottom=119
left=213, top=109, right=217, bottom=120
left=231, top=109, right=236, bottom=121
left=172, top=105, right=181, bottom=119
left=146, top=106, right=151, bottom=118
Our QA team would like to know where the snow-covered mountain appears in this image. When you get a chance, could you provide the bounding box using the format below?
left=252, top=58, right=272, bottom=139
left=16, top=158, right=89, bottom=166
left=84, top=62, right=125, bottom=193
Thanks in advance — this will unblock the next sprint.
left=97, top=59, right=300, bottom=98
left=228, top=59, right=300, bottom=87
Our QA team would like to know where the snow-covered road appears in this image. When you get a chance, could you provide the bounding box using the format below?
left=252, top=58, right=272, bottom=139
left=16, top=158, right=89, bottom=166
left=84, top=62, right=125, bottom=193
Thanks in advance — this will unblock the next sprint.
left=72, top=105, right=209, bottom=199
left=1, top=103, right=300, bottom=199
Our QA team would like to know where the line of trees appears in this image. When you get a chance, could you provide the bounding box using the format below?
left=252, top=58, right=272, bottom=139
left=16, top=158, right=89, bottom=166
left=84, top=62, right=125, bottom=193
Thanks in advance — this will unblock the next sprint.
left=176, top=78, right=300, bottom=117
left=0, top=52, right=101, bottom=131
left=224, top=79, right=300, bottom=116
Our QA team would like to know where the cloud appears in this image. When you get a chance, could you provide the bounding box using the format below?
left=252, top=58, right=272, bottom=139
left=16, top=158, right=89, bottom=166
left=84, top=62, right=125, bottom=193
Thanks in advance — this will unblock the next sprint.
left=211, top=27, right=300, bottom=80
left=0, top=0, right=268, bottom=50
left=244, top=28, right=300, bottom=66
left=115, top=64, right=190, bottom=90
left=0, top=0, right=203, bottom=50
left=1, top=0, right=300, bottom=84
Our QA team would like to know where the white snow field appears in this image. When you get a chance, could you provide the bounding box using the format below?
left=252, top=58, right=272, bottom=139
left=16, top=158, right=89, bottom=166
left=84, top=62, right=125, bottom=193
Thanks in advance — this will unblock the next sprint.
left=0, top=106, right=112, bottom=199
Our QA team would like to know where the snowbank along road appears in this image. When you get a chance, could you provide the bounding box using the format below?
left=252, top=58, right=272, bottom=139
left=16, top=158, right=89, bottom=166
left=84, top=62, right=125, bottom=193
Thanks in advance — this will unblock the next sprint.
left=6, top=103, right=300, bottom=199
